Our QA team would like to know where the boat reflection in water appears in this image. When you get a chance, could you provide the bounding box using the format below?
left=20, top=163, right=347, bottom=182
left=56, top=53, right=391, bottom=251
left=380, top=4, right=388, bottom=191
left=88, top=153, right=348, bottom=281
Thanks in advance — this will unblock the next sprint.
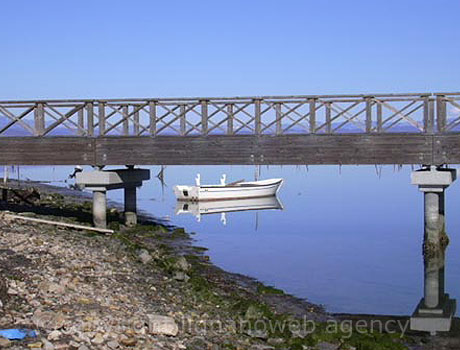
left=175, top=196, right=283, bottom=225
left=410, top=243, right=457, bottom=335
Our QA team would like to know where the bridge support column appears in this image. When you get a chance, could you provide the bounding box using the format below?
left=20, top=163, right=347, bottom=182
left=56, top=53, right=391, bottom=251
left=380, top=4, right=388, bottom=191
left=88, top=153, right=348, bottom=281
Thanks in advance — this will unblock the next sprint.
left=411, top=166, right=456, bottom=246
left=410, top=166, right=457, bottom=334
left=93, top=190, right=107, bottom=228
left=76, top=168, right=150, bottom=229
left=124, top=186, right=137, bottom=227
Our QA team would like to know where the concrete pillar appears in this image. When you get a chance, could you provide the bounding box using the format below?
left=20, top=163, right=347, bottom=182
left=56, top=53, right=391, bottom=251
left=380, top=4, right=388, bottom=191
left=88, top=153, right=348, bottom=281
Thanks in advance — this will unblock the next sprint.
left=124, top=186, right=137, bottom=227
left=439, top=191, right=445, bottom=235
left=93, top=190, right=107, bottom=228
left=424, top=191, right=441, bottom=245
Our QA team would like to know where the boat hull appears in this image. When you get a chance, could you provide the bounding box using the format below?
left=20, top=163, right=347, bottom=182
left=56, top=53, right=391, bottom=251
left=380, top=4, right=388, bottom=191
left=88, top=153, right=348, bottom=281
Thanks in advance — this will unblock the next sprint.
left=174, top=178, right=283, bottom=201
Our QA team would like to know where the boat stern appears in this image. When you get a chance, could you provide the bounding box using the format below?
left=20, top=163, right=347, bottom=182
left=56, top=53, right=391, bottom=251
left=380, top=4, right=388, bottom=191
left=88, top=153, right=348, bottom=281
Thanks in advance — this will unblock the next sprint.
left=173, top=185, right=200, bottom=201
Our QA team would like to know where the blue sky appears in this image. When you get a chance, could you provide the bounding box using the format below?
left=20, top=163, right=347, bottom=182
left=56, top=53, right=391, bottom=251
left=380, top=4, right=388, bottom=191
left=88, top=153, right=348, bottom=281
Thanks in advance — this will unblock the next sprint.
left=0, top=0, right=459, bottom=99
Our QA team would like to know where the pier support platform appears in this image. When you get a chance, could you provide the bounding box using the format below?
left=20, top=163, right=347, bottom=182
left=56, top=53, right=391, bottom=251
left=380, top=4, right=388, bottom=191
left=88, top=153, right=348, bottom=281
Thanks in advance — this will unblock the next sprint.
left=76, top=168, right=150, bottom=228
left=411, top=166, right=456, bottom=245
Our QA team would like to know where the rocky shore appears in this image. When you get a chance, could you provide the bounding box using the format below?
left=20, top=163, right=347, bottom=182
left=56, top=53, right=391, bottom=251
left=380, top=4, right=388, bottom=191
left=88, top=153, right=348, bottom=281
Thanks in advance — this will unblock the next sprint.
left=0, top=183, right=459, bottom=350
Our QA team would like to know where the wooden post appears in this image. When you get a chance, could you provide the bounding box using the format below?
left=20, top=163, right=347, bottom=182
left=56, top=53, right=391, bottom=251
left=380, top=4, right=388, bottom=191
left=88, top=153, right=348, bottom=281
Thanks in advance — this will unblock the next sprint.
left=365, top=97, right=372, bottom=133
left=133, top=107, right=140, bottom=135
left=34, top=103, right=45, bottom=136
left=309, top=99, right=316, bottom=134
left=275, top=103, right=282, bottom=135
left=3, top=166, right=8, bottom=184
left=86, top=102, right=94, bottom=137
left=201, top=100, right=208, bottom=135
left=227, top=104, right=234, bottom=135
left=423, top=96, right=433, bottom=134
left=180, top=104, right=186, bottom=136
left=149, top=101, right=156, bottom=136
left=254, top=99, right=261, bottom=135
left=78, top=107, right=85, bottom=136
left=99, top=102, right=106, bottom=136
left=123, top=105, right=129, bottom=135
left=429, top=98, right=435, bottom=134
left=325, top=102, right=332, bottom=134
left=377, top=102, right=383, bottom=133
left=436, top=95, right=446, bottom=133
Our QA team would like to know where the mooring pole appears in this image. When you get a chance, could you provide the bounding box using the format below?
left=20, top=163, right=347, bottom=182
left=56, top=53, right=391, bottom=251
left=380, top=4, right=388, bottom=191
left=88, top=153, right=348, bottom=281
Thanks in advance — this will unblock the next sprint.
left=3, top=166, right=8, bottom=184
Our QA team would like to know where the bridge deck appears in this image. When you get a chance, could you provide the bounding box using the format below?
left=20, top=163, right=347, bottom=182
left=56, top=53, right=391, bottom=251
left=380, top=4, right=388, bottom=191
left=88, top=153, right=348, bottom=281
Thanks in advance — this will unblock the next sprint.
left=0, top=93, right=459, bottom=165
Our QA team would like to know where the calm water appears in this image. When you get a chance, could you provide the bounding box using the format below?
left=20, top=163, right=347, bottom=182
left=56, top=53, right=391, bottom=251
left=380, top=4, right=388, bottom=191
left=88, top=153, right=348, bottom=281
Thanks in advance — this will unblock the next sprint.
left=9, top=164, right=460, bottom=316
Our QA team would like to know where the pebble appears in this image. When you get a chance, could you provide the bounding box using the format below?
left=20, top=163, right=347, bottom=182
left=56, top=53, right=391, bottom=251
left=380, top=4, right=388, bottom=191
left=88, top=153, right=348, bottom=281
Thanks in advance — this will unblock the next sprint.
left=137, top=249, right=152, bottom=264
left=185, top=337, right=208, bottom=350
left=316, top=342, right=340, bottom=350
left=39, top=281, right=65, bottom=295
left=173, top=271, right=190, bottom=282
left=48, top=330, right=62, bottom=341
left=69, top=341, right=80, bottom=349
left=42, top=338, right=55, bottom=350
left=267, top=338, right=284, bottom=346
left=0, top=338, right=11, bottom=348
left=54, top=344, right=70, bottom=350
left=92, top=333, right=105, bottom=345
left=249, top=345, right=274, bottom=350
left=148, top=315, right=179, bottom=336
left=245, top=329, right=268, bottom=339
left=32, top=310, right=66, bottom=330
left=107, top=340, right=119, bottom=349
left=174, top=256, right=191, bottom=272
left=120, top=338, right=137, bottom=347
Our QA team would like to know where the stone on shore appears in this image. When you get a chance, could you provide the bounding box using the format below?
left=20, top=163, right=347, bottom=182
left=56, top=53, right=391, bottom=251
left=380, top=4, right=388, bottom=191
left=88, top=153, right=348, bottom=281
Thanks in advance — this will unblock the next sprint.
left=185, top=336, right=208, bottom=350
left=249, top=345, right=274, bottom=350
left=47, top=330, right=62, bottom=341
left=0, top=279, right=7, bottom=306
left=91, top=333, right=105, bottom=345
left=316, top=342, right=340, bottom=350
left=148, top=315, right=179, bottom=336
left=41, top=338, right=55, bottom=350
left=245, top=329, right=269, bottom=339
left=106, top=340, right=119, bottom=349
left=173, top=271, right=190, bottom=282
left=137, top=249, right=152, bottom=264
left=174, top=256, right=191, bottom=272
left=119, top=337, right=137, bottom=347
left=32, top=310, right=66, bottom=330
left=0, top=337, right=11, bottom=348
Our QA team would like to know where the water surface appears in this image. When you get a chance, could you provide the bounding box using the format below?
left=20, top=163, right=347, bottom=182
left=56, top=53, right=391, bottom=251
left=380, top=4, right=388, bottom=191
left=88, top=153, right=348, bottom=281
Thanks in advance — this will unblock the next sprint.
left=9, top=164, right=460, bottom=316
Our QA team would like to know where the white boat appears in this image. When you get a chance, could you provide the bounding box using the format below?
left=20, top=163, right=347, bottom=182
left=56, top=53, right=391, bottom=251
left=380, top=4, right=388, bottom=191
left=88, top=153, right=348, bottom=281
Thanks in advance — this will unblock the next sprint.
left=173, top=175, right=283, bottom=201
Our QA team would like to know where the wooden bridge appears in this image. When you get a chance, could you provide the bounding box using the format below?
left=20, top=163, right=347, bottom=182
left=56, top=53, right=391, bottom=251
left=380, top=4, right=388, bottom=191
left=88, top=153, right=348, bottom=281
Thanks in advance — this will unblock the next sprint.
left=1, top=92, right=460, bottom=166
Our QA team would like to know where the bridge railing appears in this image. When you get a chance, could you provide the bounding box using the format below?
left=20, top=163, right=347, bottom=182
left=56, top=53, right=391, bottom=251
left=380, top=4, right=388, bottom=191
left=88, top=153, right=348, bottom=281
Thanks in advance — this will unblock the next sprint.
left=0, top=93, right=459, bottom=137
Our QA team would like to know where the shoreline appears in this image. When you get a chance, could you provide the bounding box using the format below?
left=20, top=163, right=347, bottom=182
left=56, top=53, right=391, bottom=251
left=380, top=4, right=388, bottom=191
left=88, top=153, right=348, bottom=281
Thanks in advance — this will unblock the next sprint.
left=0, top=181, right=458, bottom=349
